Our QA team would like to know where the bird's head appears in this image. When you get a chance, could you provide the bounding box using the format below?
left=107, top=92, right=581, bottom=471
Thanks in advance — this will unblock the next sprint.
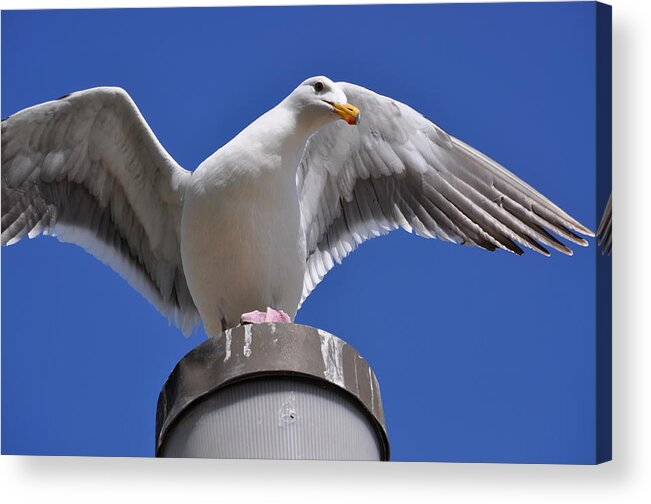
left=287, top=76, right=360, bottom=128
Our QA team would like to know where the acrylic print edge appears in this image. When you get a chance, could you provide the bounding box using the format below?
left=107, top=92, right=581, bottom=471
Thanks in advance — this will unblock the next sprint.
left=595, top=0, right=613, bottom=464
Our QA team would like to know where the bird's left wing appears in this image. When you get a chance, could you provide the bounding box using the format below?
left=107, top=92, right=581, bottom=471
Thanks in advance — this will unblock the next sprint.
left=2, top=87, right=200, bottom=334
left=298, top=82, right=594, bottom=305
left=597, top=194, right=612, bottom=255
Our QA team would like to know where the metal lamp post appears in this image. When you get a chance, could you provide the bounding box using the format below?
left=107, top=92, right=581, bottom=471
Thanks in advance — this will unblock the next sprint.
left=156, top=323, right=390, bottom=460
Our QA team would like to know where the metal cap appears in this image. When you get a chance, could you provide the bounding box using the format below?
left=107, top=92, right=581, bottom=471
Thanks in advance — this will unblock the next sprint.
left=156, top=323, right=390, bottom=460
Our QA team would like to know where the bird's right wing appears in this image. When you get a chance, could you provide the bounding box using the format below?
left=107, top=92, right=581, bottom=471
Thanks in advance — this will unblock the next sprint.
left=597, top=194, right=612, bottom=255
left=2, top=87, right=200, bottom=335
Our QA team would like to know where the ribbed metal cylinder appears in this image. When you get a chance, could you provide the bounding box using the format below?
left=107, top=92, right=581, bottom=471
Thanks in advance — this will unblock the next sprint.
left=156, top=323, right=389, bottom=460
left=162, top=377, right=382, bottom=459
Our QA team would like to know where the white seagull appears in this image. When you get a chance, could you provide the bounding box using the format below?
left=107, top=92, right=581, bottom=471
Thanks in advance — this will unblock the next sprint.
left=1, top=76, right=594, bottom=337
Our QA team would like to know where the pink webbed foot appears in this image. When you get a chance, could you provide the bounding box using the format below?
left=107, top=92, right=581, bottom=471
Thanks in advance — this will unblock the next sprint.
left=240, top=307, right=291, bottom=325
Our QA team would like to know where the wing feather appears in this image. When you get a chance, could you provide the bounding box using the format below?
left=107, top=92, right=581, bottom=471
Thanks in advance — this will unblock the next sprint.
left=298, top=82, right=594, bottom=305
left=1, top=87, right=200, bottom=334
left=597, top=194, right=612, bottom=255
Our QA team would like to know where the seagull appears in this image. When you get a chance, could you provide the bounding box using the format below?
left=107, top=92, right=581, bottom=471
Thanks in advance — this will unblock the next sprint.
left=1, top=76, right=594, bottom=337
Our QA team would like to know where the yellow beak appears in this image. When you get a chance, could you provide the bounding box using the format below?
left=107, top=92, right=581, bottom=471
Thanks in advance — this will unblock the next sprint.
left=331, top=102, right=360, bottom=125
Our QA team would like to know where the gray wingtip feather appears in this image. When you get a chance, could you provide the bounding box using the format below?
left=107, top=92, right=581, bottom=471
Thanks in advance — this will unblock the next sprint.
left=297, top=82, right=596, bottom=303
left=2, top=85, right=199, bottom=334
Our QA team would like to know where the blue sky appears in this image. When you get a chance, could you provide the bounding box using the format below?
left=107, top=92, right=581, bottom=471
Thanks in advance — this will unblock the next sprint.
left=2, top=3, right=609, bottom=462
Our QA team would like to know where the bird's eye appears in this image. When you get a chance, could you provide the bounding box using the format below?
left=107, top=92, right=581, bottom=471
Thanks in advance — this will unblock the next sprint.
left=314, top=81, right=324, bottom=93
